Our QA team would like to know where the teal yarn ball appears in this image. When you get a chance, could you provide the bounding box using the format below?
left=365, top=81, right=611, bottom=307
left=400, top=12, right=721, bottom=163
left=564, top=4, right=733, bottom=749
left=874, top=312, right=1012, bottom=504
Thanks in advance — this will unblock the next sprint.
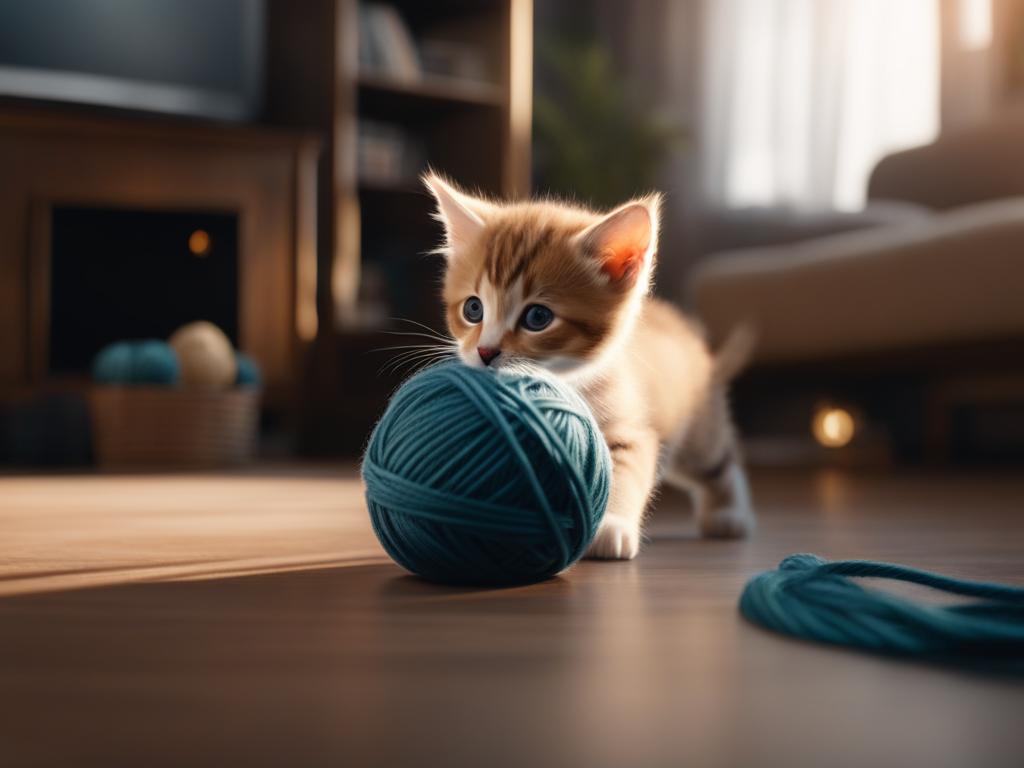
left=235, top=353, right=262, bottom=387
left=133, top=340, right=180, bottom=384
left=362, top=363, right=611, bottom=586
left=92, top=341, right=179, bottom=385
left=92, top=342, right=135, bottom=384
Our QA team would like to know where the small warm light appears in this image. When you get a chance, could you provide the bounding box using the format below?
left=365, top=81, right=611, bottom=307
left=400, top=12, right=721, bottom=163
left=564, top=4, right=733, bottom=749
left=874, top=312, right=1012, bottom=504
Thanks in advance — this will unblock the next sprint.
left=188, top=229, right=211, bottom=257
left=812, top=406, right=856, bottom=449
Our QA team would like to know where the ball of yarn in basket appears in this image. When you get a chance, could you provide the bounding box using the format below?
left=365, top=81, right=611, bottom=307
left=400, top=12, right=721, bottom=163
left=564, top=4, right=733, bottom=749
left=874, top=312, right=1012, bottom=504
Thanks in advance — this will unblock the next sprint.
left=92, top=340, right=179, bottom=385
left=235, top=353, right=262, bottom=387
left=169, top=321, right=236, bottom=389
left=92, top=342, right=135, bottom=384
left=133, top=340, right=180, bottom=384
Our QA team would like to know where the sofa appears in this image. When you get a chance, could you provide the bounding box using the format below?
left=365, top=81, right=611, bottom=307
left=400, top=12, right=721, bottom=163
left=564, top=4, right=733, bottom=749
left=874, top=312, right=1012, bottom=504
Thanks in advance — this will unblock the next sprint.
left=687, top=115, right=1024, bottom=463
left=690, top=115, right=1024, bottom=363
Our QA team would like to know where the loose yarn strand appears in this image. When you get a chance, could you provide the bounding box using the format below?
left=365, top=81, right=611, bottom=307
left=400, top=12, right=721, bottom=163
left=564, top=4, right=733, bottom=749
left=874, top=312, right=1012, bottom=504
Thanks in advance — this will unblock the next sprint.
left=740, top=554, right=1024, bottom=668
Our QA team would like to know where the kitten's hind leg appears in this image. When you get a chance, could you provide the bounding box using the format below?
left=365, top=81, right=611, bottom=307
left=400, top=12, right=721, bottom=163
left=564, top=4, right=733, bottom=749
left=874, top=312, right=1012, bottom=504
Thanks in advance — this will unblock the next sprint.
left=664, top=389, right=755, bottom=539
left=586, top=425, right=660, bottom=560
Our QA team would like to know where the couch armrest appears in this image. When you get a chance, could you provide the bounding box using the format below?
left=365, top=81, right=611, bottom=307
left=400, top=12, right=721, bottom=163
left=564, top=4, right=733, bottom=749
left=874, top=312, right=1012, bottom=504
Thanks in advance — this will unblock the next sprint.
left=689, top=198, right=1024, bottom=362
left=868, top=116, right=1024, bottom=210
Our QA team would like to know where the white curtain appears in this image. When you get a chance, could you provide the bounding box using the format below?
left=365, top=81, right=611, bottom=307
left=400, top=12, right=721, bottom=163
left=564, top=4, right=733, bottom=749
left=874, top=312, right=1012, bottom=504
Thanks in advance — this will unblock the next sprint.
left=701, top=0, right=941, bottom=212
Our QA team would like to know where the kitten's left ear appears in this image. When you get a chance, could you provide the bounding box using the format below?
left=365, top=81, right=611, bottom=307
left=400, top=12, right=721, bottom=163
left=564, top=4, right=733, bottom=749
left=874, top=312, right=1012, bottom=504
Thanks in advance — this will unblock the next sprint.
left=577, top=194, right=662, bottom=285
left=422, top=172, right=496, bottom=257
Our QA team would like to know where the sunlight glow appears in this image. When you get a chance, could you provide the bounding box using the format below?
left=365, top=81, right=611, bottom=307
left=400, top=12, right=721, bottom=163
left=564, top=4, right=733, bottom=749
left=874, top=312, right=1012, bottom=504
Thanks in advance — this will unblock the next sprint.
left=959, top=0, right=993, bottom=51
left=703, top=0, right=940, bottom=211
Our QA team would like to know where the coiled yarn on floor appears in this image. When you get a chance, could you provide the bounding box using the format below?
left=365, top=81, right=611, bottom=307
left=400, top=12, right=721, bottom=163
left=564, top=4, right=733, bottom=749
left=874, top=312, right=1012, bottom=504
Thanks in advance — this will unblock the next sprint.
left=362, top=363, right=611, bottom=585
left=740, top=554, right=1024, bottom=668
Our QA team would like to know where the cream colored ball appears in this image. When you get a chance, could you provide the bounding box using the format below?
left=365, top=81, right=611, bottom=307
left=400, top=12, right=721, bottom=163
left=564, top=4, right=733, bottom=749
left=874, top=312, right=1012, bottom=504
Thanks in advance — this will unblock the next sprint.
left=169, top=321, right=237, bottom=389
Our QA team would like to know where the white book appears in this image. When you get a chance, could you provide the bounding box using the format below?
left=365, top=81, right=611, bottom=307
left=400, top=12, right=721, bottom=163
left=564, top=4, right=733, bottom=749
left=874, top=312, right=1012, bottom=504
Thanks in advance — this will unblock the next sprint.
left=363, top=3, right=421, bottom=81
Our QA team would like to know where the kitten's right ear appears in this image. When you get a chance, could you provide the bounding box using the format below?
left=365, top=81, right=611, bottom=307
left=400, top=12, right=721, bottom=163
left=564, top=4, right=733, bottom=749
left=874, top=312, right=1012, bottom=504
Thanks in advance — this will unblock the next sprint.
left=422, top=172, right=494, bottom=257
left=576, top=194, right=661, bottom=286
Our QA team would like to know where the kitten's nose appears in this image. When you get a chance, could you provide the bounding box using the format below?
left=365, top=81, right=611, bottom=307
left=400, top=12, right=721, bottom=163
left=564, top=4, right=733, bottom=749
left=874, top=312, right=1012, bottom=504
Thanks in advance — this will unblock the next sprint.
left=477, top=347, right=501, bottom=366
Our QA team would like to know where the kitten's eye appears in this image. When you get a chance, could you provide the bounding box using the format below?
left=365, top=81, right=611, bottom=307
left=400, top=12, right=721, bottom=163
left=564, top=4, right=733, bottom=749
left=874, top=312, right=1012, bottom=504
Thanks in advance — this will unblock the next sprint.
left=462, top=296, right=484, bottom=324
left=521, top=304, right=554, bottom=331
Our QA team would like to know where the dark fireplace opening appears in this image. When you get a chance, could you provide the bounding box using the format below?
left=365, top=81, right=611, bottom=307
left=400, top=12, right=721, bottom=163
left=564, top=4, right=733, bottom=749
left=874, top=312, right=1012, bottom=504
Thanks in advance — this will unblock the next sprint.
left=49, top=206, right=239, bottom=375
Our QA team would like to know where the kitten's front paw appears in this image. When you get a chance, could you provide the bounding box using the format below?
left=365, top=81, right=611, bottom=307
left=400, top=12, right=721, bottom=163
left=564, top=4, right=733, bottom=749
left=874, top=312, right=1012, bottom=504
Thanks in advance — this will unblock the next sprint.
left=585, top=515, right=641, bottom=560
left=698, top=505, right=756, bottom=539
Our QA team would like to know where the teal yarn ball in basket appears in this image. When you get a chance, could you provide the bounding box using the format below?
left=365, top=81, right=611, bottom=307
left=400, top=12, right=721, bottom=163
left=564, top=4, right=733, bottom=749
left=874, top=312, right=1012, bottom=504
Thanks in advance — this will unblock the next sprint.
left=92, top=340, right=179, bottom=385
left=133, top=340, right=180, bottom=384
left=92, top=342, right=135, bottom=384
left=362, top=363, right=611, bottom=586
left=235, top=353, right=262, bottom=387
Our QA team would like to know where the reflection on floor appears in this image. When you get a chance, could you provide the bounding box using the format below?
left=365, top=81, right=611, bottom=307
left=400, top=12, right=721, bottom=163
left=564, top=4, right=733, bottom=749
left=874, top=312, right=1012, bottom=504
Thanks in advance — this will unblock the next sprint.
left=0, top=467, right=383, bottom=596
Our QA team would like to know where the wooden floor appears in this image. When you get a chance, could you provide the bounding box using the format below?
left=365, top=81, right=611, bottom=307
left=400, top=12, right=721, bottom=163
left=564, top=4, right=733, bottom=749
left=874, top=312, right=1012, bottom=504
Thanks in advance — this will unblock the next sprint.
left=1, top=467, right=1022, bottom=767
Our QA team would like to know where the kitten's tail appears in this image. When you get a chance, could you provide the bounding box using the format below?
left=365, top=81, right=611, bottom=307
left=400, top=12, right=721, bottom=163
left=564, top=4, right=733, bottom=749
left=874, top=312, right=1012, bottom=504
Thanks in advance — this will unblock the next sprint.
left=712, top=324, right=757, bottom=384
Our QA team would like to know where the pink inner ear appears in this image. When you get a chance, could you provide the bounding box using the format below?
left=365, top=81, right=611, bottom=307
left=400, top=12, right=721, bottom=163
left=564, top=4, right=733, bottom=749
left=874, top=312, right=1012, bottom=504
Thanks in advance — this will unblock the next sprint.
left=601, top=246, right=644, bottom=281
left=594, top=206, right=651, bottom=282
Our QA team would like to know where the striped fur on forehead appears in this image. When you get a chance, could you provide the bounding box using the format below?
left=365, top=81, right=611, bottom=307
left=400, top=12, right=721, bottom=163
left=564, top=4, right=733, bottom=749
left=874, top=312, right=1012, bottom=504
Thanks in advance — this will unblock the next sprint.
left=443, top=201, right=599, bottom=301
left=483, top=218, right=558, bottom=290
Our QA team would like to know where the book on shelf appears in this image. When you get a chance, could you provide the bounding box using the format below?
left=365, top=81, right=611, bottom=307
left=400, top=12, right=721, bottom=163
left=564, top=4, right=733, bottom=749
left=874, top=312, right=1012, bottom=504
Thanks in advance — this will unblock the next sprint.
left=357, top=120, right=426, bottom=187
left=418, top=39, right=490, bottom=85
left=358, top=3, right=421, bottom=82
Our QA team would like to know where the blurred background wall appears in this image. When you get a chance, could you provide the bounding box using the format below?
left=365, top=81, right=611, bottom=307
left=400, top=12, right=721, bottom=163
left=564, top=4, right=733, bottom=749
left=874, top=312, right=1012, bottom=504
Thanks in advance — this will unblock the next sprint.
left=532, top=1, right=1024, bottom=468
left=535, top=0, right=1024, bottom=284
left=1, top=0, right=1022, bottom=468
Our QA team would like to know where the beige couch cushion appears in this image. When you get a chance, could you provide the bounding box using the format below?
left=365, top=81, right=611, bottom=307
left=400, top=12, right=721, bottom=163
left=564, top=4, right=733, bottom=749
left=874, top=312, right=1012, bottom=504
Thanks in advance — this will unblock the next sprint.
left=689, top=198, right=1024, bottom=362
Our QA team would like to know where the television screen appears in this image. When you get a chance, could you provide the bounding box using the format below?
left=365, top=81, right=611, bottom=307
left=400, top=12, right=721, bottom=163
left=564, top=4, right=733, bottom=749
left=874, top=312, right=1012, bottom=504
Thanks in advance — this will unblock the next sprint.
left=0, top=0, right=264, bottom=121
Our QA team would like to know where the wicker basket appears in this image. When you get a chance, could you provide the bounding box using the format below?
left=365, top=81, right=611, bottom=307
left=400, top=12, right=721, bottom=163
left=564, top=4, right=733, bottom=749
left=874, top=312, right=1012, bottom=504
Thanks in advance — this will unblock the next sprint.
left=90, top=387, right=260, bottom=468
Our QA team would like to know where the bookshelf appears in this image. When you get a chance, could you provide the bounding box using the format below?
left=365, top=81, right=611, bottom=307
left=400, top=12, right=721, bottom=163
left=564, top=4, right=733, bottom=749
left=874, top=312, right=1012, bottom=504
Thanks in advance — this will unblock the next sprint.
left=357, top=73, right=506, bottom=108
left=269, top=0, right=531, bottom=332
left=267, top=0, right=532, bottom=453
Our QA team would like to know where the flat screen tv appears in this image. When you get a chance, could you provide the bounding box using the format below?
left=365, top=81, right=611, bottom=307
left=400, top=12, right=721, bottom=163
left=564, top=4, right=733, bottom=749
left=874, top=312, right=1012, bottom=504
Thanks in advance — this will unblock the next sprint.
left=0, top=0, right=264, bottom=121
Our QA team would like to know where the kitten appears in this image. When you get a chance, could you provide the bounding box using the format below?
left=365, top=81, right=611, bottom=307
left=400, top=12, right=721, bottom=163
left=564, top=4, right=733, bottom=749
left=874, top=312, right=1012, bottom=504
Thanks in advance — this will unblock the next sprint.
left=423, top=173, right=755, bottom=559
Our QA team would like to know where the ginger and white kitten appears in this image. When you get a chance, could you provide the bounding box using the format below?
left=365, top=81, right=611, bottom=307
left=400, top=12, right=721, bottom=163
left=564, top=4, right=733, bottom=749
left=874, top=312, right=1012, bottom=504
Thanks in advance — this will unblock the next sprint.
left=423, top=173, right=755, bottom=559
